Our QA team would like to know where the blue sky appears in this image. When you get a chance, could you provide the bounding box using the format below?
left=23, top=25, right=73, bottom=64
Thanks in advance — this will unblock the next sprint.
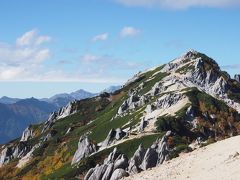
left=0, top=0, right=240, bottom=98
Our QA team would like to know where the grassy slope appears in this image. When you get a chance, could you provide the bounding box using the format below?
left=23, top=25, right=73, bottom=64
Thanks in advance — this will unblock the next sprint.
left=0, top=65, right=169, bottom=179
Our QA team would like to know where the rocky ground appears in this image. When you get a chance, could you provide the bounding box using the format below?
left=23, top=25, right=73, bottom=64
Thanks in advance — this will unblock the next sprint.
left=124, top=135, right=240, bottom=180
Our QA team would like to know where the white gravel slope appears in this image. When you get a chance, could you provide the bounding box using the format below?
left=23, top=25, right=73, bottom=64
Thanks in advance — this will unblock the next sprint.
left=124, top=135, right=240, bottom=180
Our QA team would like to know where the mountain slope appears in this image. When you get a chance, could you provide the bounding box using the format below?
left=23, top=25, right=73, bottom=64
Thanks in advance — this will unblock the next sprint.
left=1, top=50, right=240, bottom=180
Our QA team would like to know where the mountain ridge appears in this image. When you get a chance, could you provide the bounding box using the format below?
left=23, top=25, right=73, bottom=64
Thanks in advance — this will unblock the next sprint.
left=1, top=50, right=240, bottom=180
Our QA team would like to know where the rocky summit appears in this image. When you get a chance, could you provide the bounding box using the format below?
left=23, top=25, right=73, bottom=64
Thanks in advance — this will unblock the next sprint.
left=1, top=50, right=240, bottom=179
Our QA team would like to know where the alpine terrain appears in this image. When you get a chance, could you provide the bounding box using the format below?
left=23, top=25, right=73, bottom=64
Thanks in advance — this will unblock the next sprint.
left=1, top=50, right=240, bottom=180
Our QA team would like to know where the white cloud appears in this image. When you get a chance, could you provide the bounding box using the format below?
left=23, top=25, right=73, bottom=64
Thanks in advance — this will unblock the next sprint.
left=16, top=29, right=37, bottom=46
left=120, top=27, right=141, bottom=38
left=35, top=36, right=52, bottom=45
left=0, top=29, right=51, bottom=81
left=16, top=29, right=52, bottom=46
left=115, top=0, right=240, bottom=9
left=0, top=45, right=50, bottom=66
left=0, top=66, right=25, bottom=80
left=92, top=33, right=108, bottom=42
left=0, top=29, right=138, bottom=84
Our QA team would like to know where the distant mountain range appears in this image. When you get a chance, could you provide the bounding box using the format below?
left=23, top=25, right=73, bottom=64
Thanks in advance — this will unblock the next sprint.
left=0, top=86, right=121, bottom=107
left=0, top=86, right=120, bottom=144
left=0, top=98, right=56, bottom=144
left=0, top=96, right=21, bottom=104
left=41, top=89, right=98, bottom=108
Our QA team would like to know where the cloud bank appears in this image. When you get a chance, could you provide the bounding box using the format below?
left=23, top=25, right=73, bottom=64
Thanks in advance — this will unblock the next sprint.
left=0, top=29, right=140, bottom=83
left=115, top=0, right=240, bottom=9
left=0, top=29, right=51, bottom=80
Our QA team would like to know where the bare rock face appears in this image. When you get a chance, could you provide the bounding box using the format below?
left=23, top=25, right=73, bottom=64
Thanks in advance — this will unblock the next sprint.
left=110, top=168, right=128, bottom=180
left=71, top=135, right=97, bottom=165
left=88, top=164, right=108, bottom=180
left=128, top=144, right=146, bottom=174
left=104, top=147, right=120, bottom=164
left=42, top=101, right=78, bottom=132
left=42, top=112, right=58, bottom=133
left=57, top=101, right=77, bottom=119
left=85, top=148, right=129, bottom=180
left=115, top=129, right=126, bottom=141
left=113, top=154, right=129, bottom=170
left=235, top=74, right=240, bottom=83
left=117, top=91, right=148, bottom=115
left=84, top=132, right=171, bottom=180
left=84, top=168, right=95, bottom=180
left=117, top=101, right=128, bottom=114
left=101, top=129, right=126, bottom=148
left=189, top=58, right=229, bottom=97
left=20, top=126, right=33, bottom=142
left=138, top=118, right=148, bottom=132
left=156, top=94, right=183, bottom=109
left=141, top=131, right=171, bottom=170
left=145, top=104, right=155, bottom=114
left=102, top=163, right=114, bottom=180
left=17, top=142, right=41, bottom=168
left=12, top=141, right=31, bottom=159
left=150, top=82, right=167, bottom=96
left=0, top=147, right=12, bottom=166
left=154, top=131, right=171, bottom=164
left=0, top=141, right=31, bottom=166
left=140, top=148, right=158, bottom=170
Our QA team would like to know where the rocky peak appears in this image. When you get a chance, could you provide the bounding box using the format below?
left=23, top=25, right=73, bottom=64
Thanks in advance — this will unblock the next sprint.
left=20, top=126, right=33, bottom=142
left=101, top=128, right=127, bottom=148
left=0, top=141, right=31, bottom=167
left=71, top=135, right=97, bottom=165
left=128, top=144, right=146, bottom=174
left=183, top=49, right=199, bottom=58
left=234, top=74, right=240, bottom=83
left=42, top=101, right=78, bottom=132
left=162, top=50, right=220, bottom=75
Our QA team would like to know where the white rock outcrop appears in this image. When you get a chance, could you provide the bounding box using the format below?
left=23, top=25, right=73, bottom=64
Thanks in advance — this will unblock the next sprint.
left=0, top=142, right=31, bottom=167
left=84, top=131, right=172, bottom=180
left=20, top=126, right=33, bottom=142
left=42, top=101, right=78, bottom=132
left=101, top=129, right=127, bottom=148
left=234, top=74, right=240, bottom=83
left=71, top=135, right=97, bottom=165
